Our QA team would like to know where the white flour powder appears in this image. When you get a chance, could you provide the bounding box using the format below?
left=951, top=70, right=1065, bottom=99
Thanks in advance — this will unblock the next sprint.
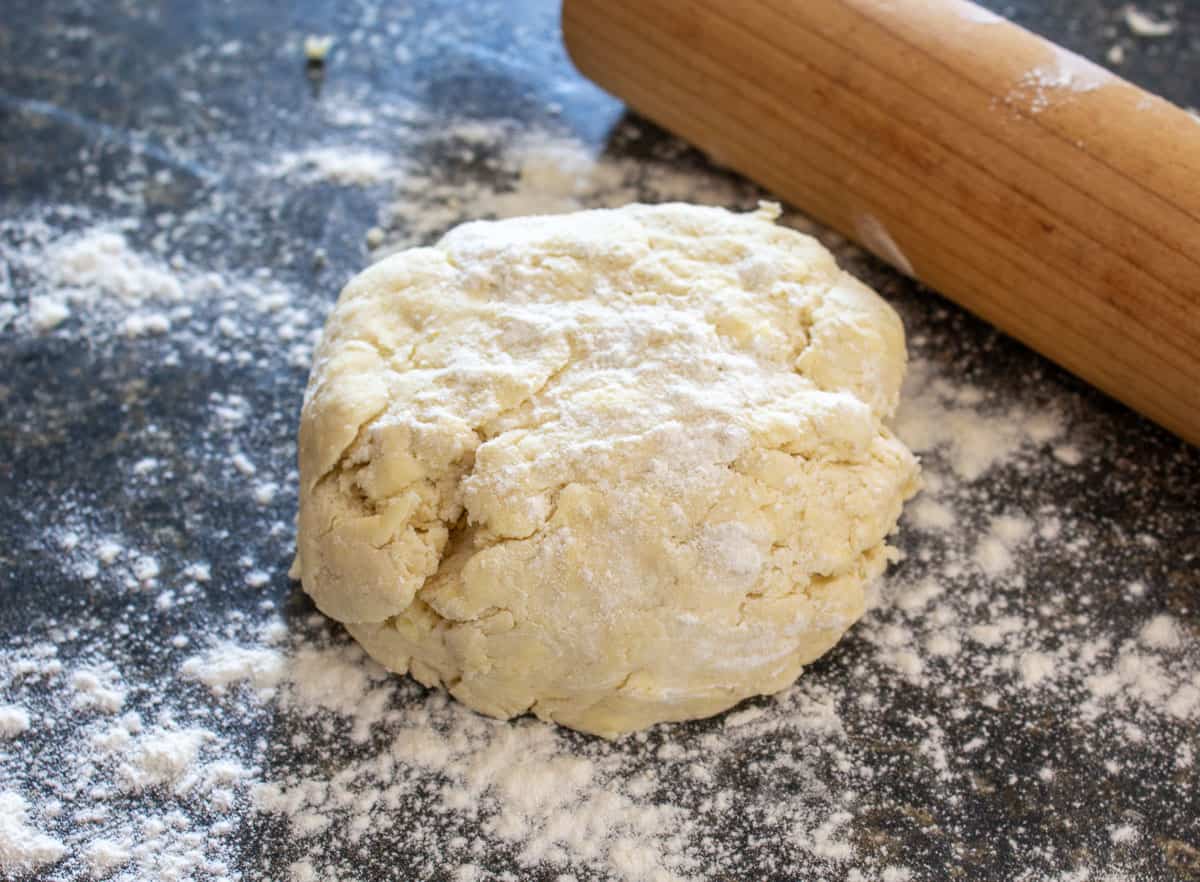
left=1007, top=48, right=1112, bottom=114
left=1, top=116, right=1197, bottom=882
left=0, top=792, right=66, bottom=875
left=269, top=147, right=396, bottom=186
left=1124, top=5, right=1177, bottom=37
left=373, top=124, right=776, bottom=257
left=0, top=704, right=31, bottom=737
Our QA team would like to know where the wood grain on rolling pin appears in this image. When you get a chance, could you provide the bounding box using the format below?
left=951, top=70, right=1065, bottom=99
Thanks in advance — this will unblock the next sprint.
left=563, top=0, right=1200, bottom=445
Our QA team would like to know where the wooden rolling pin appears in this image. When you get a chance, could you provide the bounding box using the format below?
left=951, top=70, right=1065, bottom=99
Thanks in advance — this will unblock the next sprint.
left=563, top=0, right=1200, bottom=445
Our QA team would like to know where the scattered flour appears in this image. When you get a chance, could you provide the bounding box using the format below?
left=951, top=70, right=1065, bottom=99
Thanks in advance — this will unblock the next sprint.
left=1139, top=614, right=1182, bottom=650
left=96, top=540, right=124, bottom=565
left=2, top=343, right=1196, bottom=880
left=271, top=147, right=395, bottom=185
left=2, top=108, right=1196, bottom=882
left=909, top=497, right=955, bottom=532
left=973, top=514, right=1033, bottom=578
left=1010, top=49, right=1112, bottom=113
left=28, top=296, right=70, bottom=331
left=1123, top=6, right=1176, bottom=37
left=1020, top=651, right=1056, bottom=688
left=894, top=361, right=1062, bottom=480
left=0, top=791, right=66, bottom=875
left=1, top=213, right=319, bottom=369
left=70, top=666, right=127, bottom=714
left=1110, top=823, right=1139, bottom=844
left=48, top=229, right=184, bottom=303
left=375, top=126, right=764, bottom=256
left=0, top=704, right=31, bottom=737
left=132, top=555, right=160, bottom=583
left=182, top=642, right=286, bottom=694
left=121, top=727, right=213, bottom=792
left=1054, top=443, right=1084, bottom=465
left=252, top=481, right=278, bottom=505
left=121, top=311, right=171, bottom=337
left=83, top=839, right=131, bottom=876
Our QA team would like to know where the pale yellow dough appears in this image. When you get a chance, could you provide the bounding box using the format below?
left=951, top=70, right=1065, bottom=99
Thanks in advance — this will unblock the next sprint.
left=294, top=203, right=920, bottom=738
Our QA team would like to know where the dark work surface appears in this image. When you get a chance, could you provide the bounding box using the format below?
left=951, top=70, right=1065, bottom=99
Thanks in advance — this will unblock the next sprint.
left=1, top=2, right=1198, bottom=881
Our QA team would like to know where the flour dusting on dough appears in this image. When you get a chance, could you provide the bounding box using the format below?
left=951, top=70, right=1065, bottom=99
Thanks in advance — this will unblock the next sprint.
left=296, top=203, right=920, bottom=738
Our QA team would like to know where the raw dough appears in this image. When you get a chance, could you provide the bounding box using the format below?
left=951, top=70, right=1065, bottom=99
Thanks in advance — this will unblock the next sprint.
left=294, top=202, right=920, bottom=738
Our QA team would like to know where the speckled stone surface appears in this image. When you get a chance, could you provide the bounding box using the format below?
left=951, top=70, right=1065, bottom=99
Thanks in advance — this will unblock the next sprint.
left=1, top=2, right=1198, bottom=880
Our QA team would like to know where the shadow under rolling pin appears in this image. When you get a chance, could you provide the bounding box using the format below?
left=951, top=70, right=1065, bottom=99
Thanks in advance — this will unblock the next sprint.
left=562, top=0, right=1200, bottom=446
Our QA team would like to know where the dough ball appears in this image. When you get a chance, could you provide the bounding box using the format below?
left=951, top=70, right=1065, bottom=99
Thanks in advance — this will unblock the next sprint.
left=294, top=202, right=920, bottom=738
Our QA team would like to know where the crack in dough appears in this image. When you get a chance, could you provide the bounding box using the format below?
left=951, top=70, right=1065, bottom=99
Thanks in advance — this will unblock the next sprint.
left=296, top=203, right=920, bottom=737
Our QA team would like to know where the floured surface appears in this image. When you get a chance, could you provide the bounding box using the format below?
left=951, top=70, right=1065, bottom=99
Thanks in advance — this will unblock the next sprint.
left=1, top=1, right=1198, bottom=880
left=2, top=347, right=1198, bottom=880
